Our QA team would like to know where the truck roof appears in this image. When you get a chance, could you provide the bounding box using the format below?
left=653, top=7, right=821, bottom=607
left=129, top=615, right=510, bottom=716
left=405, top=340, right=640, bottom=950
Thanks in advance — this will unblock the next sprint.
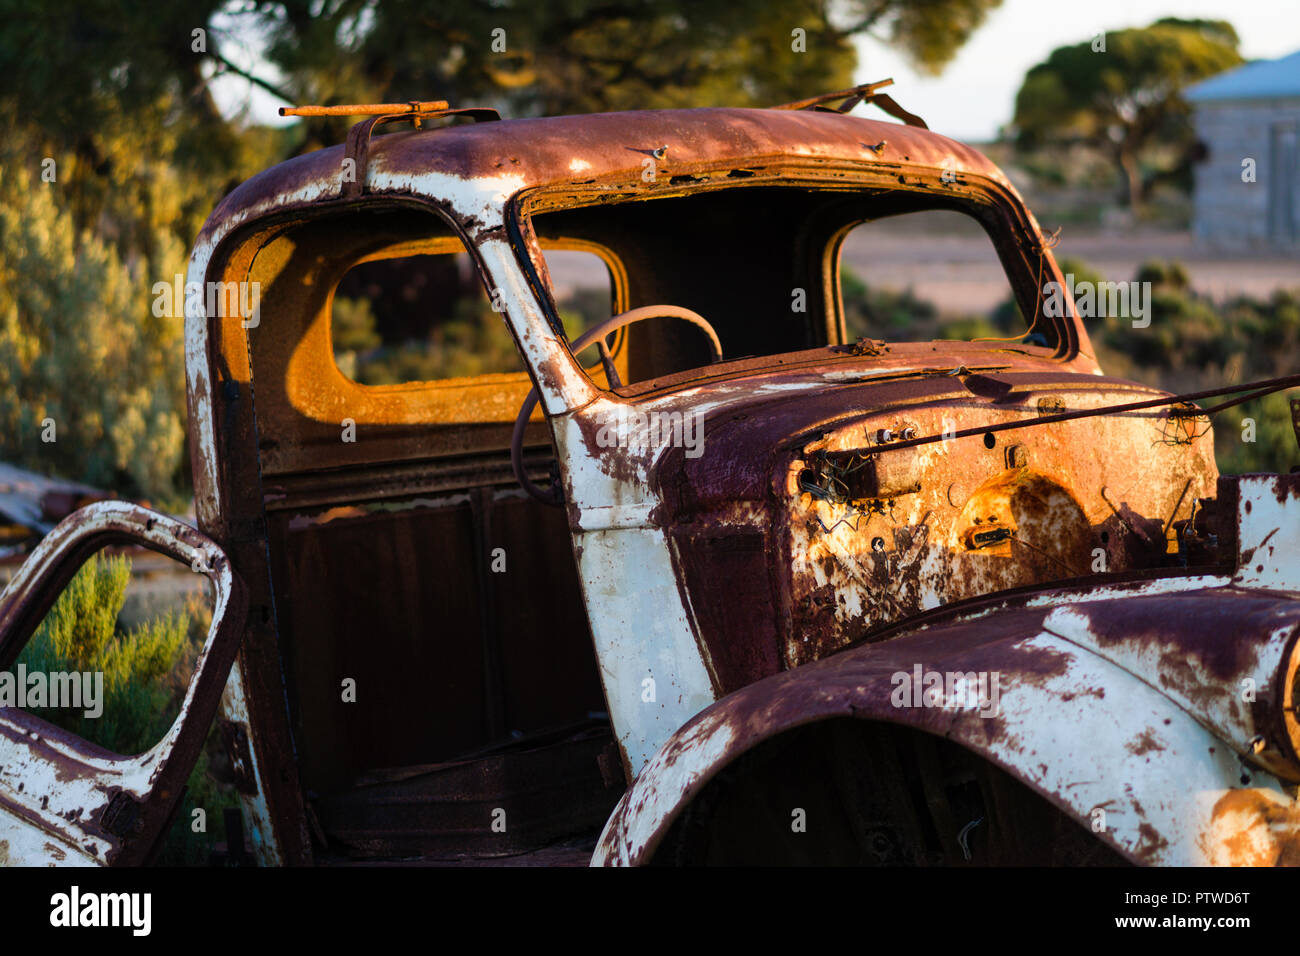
left=197, top=107, right=1014, bottom=245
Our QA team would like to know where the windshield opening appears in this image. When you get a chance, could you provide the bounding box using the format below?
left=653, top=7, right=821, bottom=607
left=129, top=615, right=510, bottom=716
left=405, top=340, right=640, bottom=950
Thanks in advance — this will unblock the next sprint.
left=524, top=182, right=1056, bottom=391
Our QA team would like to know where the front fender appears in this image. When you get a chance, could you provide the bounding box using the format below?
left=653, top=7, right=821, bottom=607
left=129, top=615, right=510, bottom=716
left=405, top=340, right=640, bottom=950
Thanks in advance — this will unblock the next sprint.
left=594, top=576, right=1300, bottom=866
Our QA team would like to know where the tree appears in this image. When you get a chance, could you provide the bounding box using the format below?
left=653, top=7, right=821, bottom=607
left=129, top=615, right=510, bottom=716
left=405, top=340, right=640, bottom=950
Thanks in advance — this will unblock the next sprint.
left=1012, top=18, right=1243, bottom=210
left=253, top=0, right=1003, bottom=150
left=843, top=0, right=1005, bottom=76
left=0, top=0, right=1002, bottom=499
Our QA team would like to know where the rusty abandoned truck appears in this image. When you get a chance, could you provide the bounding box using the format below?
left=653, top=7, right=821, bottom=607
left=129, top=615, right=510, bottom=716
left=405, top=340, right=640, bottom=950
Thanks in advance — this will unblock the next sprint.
left=2, top=85, right=1300, bottom=867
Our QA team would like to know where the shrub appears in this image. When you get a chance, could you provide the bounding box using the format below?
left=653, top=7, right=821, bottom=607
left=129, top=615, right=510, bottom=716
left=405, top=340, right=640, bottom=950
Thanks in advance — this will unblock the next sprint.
left=14, top=552, right=187, bottom=754
left=0, top=155, right=188, bottom=503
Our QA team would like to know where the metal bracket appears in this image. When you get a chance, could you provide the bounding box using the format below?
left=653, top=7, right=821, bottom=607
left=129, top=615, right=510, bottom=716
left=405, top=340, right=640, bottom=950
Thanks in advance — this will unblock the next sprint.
left=278, top=100, right=501, bottom=199
left=771, top=78, right=928, bottom=129
left=341, top=106, right=501, bottom=198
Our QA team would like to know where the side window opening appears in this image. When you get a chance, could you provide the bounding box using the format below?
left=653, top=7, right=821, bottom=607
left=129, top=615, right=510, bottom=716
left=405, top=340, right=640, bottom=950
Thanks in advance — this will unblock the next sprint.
left=333, top=250, right=523, bottom=385
left=3, top=549, right=213, bottom=755
left=1, top=545, right=226, bottom=864
left=330, top=245, right=616, bottom=387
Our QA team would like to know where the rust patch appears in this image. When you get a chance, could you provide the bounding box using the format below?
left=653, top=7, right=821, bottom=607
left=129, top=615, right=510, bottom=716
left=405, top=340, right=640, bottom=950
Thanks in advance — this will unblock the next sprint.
left=1204, top=789, right=1300, bottom=866
left=1126, top=730, right=1165, bottom=757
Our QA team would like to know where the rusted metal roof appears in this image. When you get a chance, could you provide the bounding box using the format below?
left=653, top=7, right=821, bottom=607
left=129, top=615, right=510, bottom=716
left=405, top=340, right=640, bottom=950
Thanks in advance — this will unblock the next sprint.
left=199, top=107, right=1012, bottom=244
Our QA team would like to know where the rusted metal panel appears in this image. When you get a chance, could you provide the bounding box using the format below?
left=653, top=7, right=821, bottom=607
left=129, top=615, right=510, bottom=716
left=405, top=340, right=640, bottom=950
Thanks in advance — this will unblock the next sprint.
left=547, top=362, right=1217, bottom=767
left=199, top=108, right=1014, bottom=235
left=780, top=380, right=1217, bottom=664
left=594, top=585, right=1300, bottom=866
left=594, top=474, right=1300, bottom=866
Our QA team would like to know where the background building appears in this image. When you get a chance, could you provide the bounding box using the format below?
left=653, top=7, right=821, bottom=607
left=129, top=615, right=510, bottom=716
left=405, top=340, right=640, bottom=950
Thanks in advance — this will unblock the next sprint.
left=1187, top=50, right=1300, bottom=249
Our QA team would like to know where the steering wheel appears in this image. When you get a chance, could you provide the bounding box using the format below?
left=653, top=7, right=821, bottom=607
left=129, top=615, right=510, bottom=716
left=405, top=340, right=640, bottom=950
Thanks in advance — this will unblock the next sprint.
left=511, top=305, right=723, bottom=505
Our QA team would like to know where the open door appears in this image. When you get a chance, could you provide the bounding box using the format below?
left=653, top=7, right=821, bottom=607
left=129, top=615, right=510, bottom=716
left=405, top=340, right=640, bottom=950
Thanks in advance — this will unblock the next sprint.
left=0, top=501, right=247, bottom=866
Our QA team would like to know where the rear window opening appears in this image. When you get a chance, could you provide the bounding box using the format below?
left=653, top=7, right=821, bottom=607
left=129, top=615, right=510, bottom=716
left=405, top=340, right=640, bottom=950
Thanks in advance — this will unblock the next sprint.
left=332, top=246, right=614, bottom=386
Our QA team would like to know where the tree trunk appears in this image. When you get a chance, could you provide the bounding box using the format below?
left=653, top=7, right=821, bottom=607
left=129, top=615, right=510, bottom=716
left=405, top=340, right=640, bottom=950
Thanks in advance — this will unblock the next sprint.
left=1118, top=148, right=1144, bottom=214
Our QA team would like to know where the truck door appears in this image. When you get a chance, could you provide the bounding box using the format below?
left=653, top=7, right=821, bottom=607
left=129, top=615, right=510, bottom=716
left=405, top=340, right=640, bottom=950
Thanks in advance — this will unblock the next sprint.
left=0, top=501, right=246, bottom=865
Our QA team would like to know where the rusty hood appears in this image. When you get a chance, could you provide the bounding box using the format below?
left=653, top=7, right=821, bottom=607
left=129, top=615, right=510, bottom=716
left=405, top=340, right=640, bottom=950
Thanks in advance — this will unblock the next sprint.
left=597, top=355, right=1220, bottom=686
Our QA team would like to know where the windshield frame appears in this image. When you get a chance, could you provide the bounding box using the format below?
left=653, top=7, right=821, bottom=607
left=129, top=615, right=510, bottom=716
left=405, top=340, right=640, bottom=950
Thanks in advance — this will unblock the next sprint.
left=505, top=160, right=1088, bottom=406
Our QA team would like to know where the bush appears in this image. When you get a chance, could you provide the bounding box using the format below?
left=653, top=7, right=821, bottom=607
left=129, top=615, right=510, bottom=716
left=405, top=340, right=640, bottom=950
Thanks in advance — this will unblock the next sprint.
left=15, top=553, right=188, bottom=752
left=0, top=153, right=188, bottom=503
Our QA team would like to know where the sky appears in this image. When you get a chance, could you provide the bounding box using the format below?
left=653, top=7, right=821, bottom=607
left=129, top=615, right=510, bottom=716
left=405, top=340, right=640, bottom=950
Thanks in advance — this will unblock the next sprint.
left=852, top=0, right=1300, bottom=142
left=213, top=0, right=1300, bottom=139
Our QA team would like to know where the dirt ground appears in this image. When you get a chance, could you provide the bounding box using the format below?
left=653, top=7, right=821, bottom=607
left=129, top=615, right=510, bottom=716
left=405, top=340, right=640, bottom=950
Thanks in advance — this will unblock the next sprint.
left=840, top=224, right=1299, bottom=316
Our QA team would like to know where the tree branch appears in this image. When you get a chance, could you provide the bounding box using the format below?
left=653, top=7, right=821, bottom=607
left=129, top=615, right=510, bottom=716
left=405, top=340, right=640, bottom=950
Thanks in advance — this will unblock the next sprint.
left=206, top=47, right=295, bottom=105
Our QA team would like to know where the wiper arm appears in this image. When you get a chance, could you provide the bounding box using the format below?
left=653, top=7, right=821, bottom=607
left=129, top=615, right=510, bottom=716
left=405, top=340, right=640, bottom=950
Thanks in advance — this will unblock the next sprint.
left=863, top=372, right=1300, bottom=455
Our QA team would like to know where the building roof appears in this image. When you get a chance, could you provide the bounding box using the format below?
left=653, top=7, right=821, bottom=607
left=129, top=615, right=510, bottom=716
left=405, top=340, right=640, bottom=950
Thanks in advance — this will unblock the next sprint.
left=1186, top=50, right=1300, bottom=103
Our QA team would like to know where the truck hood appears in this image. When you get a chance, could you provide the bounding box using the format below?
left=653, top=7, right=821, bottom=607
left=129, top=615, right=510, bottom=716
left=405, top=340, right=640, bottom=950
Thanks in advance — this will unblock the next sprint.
left=609, top=357, right=1221, bottom=681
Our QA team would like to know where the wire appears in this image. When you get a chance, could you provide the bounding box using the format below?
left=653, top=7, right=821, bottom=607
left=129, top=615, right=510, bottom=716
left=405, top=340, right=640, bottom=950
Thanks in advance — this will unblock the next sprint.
left=971, top=227, right=1062, bottom=344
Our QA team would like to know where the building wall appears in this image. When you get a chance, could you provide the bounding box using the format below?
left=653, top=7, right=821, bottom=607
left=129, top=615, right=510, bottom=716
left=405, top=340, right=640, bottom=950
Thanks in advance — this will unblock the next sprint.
left=1192, top=98, right=1300, bottom=250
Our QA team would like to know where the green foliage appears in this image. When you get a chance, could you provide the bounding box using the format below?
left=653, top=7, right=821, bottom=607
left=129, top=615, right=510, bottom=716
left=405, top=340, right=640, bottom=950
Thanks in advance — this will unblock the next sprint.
left=1081, top=261, right=1299, bottom=474
left=0, top=146, right=188, bottom=501
left=1012, top=19, right=1242, bottom=209
left=257, top=0, right=1000, bottom=133
left=1217, top=392, right=1298, bottom=476
left=0, top=1, right=279, bottom=502
left=873, top=0, right=1005, bottom=76
left=12, top=553, right=190, bottom=755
